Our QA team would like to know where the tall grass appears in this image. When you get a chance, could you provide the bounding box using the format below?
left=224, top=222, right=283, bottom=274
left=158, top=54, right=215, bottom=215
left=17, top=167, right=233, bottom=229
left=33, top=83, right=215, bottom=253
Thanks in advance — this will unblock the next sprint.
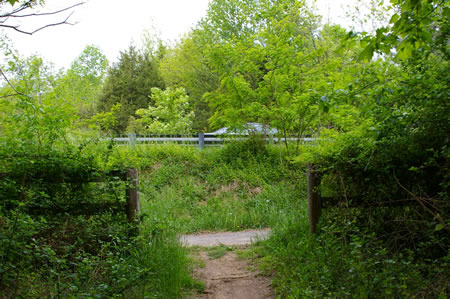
left=120, top=228, right=202, bottom=298
left=94, top=141, right=309, bottom=296
left=109, top=142, right=306, bottom=234
left=253, top=212, right=449, bottom=298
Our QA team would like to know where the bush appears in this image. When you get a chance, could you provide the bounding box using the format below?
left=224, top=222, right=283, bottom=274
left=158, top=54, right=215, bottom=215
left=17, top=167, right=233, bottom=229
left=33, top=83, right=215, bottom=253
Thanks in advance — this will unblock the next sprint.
left=219, top=135, right=274, bottom=165
left=256, top=208, right=449, bottom=297
left=0, top=143, right=197, bottom=297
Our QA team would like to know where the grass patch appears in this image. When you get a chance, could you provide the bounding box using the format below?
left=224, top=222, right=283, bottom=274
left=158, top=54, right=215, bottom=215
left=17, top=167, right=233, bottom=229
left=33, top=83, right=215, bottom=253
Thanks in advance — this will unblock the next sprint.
left=250, top=201, right=450, bottom=298
left=132, top=144, right=304, bottom=234
left=206, top=244, right=236, bottom=260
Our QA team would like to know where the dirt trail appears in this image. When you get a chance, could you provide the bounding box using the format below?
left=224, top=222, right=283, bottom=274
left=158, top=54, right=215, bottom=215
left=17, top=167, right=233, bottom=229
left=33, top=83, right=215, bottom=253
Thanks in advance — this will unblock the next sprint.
left=180, top=229, right=271, bottom=247
left=181, top=229, right=274, bottom=299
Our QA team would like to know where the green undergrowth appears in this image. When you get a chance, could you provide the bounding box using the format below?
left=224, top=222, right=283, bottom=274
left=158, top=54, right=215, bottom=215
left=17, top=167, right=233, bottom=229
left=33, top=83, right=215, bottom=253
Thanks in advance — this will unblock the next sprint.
left=107, top=142, right=449, bottom=297
left=0, top=144, right=200, bottom=298
left=250, top=214, right=449, bottom=298
left=1, top=139, right=303, bottom=297
left=4, top=139, right=446, bottom=297
left=106, top=141, right=306, bottom=234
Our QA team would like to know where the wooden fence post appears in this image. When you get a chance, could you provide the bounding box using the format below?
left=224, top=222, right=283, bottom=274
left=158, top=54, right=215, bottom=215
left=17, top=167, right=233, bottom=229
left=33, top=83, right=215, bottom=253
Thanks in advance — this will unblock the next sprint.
left=126, top=168, right=140, bottom=223
left=198, top=133, right=205, bottom=149
left=307, top=164, right=322, bottom=234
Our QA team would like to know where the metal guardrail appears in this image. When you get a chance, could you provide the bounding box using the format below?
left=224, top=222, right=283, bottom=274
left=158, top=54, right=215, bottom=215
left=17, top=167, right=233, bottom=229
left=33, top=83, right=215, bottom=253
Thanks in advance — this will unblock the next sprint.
left=112, top=133, right=316, bottom=149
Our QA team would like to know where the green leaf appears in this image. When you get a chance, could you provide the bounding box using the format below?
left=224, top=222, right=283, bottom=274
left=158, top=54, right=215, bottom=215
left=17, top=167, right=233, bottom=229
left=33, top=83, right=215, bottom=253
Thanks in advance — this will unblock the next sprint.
left=359, top=44, right=375, bottom=61
left=435, top=223, right=444, bottom=231
left=389, top=13, right=399, bottom=24
left=408, top=166, right=419, bottom=172
left=396, top=45, right=413, bottom=60
left=444, top=7, right=450, bottom=19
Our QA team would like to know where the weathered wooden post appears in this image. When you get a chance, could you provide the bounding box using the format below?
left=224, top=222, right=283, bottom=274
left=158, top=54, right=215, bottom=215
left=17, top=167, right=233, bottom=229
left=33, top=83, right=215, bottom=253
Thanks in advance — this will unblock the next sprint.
left=307, top=164, right=322, bottom=234
left=125, top=168, right=140, bottom=223
left=198, top=133, right=205, bottom=149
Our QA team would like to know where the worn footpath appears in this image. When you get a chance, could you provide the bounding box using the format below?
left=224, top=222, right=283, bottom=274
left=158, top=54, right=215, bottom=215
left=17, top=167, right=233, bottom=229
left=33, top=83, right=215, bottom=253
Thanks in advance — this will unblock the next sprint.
left=181, top=229, right=274, bottom=299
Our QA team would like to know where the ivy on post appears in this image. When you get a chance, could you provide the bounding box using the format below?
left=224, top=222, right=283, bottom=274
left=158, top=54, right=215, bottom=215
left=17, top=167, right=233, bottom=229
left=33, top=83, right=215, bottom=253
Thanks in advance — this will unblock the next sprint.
left=307, top=164, right=322, bottom=234
left=125, top=168, right=140, bottom=224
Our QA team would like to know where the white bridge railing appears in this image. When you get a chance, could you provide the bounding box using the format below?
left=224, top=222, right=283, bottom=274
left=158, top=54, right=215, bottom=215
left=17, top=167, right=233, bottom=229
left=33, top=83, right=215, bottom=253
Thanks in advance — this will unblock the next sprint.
left=112, top=133, right=316, bottom=149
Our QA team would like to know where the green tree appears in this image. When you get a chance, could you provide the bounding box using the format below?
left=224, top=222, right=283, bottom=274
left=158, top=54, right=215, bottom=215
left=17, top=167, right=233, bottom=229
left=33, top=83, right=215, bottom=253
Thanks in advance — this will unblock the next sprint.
left=160, top=32, right=219, bottom=132
left=97, top=45, right=165, bottom=133
left=356, top=0, right=449, bottom=60
left=70, top=44, right=108, bottom=80
left=0, top=55, right=76, bottom=150
left=135, top=87, right=194, bottom=135
left=296, top=0, right=449, bottom=257
left=54, top=45, right=108, bottom=119
left=199, top=0, right=364, bottom=154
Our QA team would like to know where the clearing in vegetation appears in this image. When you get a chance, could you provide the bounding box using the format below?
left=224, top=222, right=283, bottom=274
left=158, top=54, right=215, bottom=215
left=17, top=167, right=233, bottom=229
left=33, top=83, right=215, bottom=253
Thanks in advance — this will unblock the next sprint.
left=182, top=230, right=273, bottom=299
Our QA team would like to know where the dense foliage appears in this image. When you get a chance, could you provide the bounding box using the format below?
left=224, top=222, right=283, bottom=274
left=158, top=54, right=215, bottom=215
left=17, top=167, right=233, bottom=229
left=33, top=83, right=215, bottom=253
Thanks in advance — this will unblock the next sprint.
left=97, top=45, right=165, bottom=133
left=56, top=45, right=109, bottom=119
left=136, top=87, right=195, bottom=135
left=160, top=32, right=219, bottom=132
left=0, top=0, right=448, bottom=297
left=198, top=0, right=359, bottom=151
left=0, top=145, right=199, bottom=297
left=0, top=40, right=192, bottom=297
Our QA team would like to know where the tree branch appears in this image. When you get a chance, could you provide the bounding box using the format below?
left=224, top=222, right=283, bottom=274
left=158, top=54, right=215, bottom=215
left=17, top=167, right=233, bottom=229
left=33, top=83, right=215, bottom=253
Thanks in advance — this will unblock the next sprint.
left=393, top=171, right=449, bottom=233
left=3, top=2, right=84, bottom=18
left=0, top=68, right=31, bottom=99
left=0, top=93, right=23, bottom=99
left=0, top=1, right=84, bottom=35
left=0, top=1, right=40, bottom=18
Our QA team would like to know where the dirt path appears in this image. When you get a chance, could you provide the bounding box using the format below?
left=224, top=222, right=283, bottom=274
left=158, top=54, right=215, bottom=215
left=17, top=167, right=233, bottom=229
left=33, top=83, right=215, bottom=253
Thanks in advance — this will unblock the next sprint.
left=180, top=229, right=274, bottom=299
left=180, top=229, right=271, bottom=247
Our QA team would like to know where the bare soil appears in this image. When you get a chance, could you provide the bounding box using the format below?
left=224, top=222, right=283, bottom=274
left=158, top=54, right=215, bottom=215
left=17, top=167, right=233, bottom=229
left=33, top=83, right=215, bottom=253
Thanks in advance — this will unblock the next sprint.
left=182, top=229, right=274, bottom=299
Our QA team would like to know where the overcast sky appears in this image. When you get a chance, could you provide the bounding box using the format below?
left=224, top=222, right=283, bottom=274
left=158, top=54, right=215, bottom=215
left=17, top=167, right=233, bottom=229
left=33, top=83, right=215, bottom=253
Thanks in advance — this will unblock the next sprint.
left=2, top=0, right=368, bottom=70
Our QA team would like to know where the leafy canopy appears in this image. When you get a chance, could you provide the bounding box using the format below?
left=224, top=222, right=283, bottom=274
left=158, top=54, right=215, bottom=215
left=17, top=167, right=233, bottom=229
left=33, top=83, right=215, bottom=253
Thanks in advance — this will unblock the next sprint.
left=357, top=0, right=449, bottom=60
left=136, top=87, right=194, bottom=135
left=54, top=45, right=108, bottom=119
left=160, top=32, right=219, bottom=132
left=198, top=0, right=367, bottom=154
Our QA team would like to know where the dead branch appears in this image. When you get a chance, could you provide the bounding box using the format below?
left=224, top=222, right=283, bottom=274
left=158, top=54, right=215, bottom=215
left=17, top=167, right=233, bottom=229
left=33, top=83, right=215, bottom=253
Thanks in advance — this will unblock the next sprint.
left=0, top=1, right=84, bottom=35
left=393, top=171, right=449, bottom=232
left=2, top=2, right=84, bottom=18
left=0, top=0, right=33, bottom=18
